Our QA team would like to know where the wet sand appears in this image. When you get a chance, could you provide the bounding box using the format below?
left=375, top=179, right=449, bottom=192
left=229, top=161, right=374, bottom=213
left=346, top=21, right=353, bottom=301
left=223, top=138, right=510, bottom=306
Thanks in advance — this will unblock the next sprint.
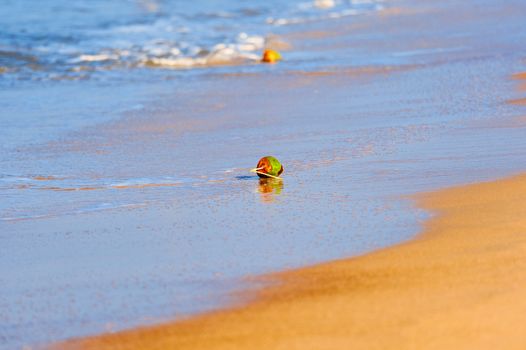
left=56, top=172, right=526, bottom=349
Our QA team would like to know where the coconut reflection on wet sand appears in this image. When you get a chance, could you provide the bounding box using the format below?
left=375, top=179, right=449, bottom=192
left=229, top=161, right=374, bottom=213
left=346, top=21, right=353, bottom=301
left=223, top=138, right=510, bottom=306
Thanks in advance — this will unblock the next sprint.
left=257, top=178, right=284, bottom=203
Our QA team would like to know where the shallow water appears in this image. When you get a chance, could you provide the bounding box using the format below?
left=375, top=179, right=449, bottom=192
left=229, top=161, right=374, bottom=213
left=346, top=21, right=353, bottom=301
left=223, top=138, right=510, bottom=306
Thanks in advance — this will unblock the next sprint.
left=0, top=0, right=383, bottom=81
left=1, top=0, right=526, bottom=349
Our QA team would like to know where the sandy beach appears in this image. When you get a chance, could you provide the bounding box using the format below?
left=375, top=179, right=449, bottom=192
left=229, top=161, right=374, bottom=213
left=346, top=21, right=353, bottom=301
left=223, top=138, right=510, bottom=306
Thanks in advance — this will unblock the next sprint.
left=56, top=171, right=526, bottom=350
left=55, top=33, right=526, bottom=348
left=55, top=57, right=526, bottom=348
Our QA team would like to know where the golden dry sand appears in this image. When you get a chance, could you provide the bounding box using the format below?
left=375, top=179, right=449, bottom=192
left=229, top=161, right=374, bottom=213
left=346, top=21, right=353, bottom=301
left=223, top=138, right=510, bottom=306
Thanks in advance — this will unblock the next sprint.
left=56, top=174, right=526, bottom=350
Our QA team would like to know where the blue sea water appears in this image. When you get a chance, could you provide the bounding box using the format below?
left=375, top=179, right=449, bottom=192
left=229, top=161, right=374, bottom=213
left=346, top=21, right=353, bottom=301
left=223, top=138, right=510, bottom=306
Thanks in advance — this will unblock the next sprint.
left=0, top=0, right=383, bottom=82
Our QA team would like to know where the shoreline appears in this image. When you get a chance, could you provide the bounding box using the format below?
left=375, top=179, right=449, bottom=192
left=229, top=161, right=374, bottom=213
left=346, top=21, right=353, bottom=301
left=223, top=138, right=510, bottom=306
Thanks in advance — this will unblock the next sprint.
left=55, top=172, right=526, bottom=349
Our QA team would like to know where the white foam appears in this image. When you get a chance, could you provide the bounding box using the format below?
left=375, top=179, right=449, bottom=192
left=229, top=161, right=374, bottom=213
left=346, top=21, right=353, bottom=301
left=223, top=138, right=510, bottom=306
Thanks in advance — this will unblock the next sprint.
left=143, top=34, right=264, bottom=69
left=75, top=54, right=118, bottom=62
left=146, top=57, right=204, bottom=67
left=314, top=0, right=336, bottom=9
